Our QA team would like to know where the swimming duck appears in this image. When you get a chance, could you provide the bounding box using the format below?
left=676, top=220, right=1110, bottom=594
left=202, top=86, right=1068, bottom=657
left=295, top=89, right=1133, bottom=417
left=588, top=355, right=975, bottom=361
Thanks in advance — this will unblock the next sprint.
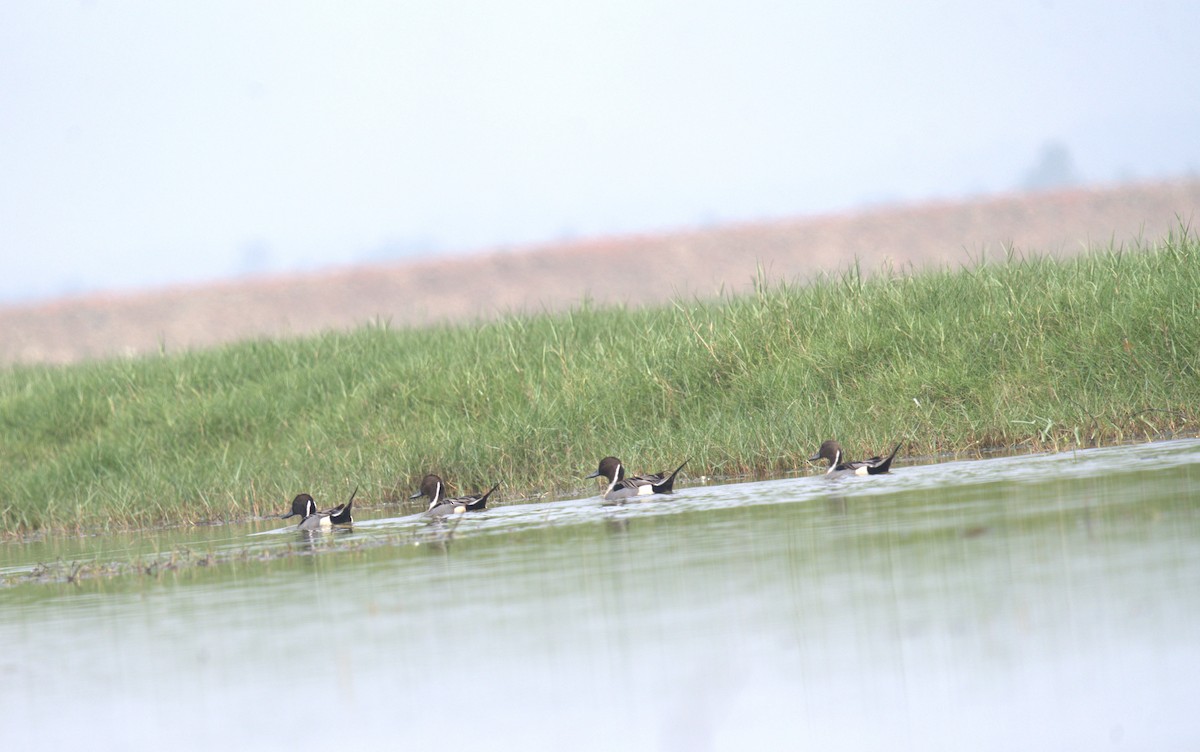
left=410, top=474, right=500, bottom=518
left=585, top=456, right=689, bottom=502
left=280, top=487, right=356, bottom=530
left=280, top=493, right=333, bottom=530
left=808, top=440, right=901, bottom=476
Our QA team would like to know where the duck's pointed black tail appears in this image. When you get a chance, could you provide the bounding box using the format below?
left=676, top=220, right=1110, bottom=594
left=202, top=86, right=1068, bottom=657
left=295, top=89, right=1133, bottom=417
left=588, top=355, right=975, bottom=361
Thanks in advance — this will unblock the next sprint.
left=329, top=485, right=358, bottom=524
left=467, top=482, right=501, bottom=511
left=869, top=443, right=902, bottom=475
left=653, top=459, right=690, bottom=494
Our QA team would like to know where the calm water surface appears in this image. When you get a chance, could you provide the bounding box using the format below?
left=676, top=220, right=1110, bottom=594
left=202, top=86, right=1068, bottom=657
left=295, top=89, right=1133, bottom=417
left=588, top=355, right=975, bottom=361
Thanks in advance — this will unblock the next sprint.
left=3, top=440, right=1199, bottom=750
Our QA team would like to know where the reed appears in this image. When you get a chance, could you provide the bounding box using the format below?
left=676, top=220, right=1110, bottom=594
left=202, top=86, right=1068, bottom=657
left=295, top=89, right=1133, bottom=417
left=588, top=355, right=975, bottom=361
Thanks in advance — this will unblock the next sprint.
left=2, top=229, right=1197, bottom=534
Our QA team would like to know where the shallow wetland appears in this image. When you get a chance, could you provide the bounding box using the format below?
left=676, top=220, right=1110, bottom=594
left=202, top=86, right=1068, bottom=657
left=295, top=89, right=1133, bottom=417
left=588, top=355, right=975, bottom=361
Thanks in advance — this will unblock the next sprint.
left=3, top=438, right=1198, bottom=750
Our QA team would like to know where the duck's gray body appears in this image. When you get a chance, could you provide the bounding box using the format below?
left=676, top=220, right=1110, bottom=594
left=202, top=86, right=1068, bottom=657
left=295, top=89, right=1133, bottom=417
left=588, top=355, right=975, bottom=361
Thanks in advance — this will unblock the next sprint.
left=411, top=474, right=499, bottom=518
left=296, top=508, right=332, bottom=531
left=586, top=456, right=688, bottom=502
left=809, top=440, right=901, bottom=477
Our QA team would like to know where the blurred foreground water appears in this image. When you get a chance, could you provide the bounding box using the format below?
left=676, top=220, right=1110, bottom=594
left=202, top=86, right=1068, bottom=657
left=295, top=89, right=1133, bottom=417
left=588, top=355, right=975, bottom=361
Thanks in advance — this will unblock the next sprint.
left=3, top=439, right=1199, bottom=750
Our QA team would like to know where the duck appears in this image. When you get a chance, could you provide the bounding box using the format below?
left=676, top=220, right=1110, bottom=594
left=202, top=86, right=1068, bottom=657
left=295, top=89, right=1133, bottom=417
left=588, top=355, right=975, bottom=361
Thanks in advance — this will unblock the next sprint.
left=808, top=440, right=901, bottom=477
left=585, top=456, right=689, bottom=502
left=410, top=474, right=500, bottom=518
left=280, top=493, right=333, bottom=530
left=279, top=487, right=356, bottom=530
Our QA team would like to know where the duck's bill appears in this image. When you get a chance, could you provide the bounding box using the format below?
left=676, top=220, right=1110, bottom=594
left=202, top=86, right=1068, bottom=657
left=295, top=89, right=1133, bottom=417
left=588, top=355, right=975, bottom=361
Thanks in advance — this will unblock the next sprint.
left=584, top=470, right=601, bottom=479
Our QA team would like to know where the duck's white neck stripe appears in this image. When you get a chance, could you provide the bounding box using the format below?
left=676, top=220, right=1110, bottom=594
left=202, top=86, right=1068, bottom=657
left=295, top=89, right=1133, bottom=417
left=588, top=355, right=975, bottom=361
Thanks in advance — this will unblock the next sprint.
left=426, top=481, right=444, bottom=511
left=605, top=463, right=624, bottom=495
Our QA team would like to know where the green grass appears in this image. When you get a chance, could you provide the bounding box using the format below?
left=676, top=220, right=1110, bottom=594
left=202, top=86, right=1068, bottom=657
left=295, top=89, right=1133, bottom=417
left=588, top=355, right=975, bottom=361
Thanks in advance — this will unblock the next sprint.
left=2, top=229, right=1198, bottom=535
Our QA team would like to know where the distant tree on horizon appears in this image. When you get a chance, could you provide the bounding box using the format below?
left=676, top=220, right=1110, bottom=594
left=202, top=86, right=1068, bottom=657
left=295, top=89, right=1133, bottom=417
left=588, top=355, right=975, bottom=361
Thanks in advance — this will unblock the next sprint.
left=1021, top=140, right=1079, bottom=190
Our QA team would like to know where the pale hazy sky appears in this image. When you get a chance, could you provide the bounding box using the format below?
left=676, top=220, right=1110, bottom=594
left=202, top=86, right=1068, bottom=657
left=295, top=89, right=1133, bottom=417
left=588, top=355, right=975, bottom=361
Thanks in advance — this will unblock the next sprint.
left=2, top=1, right=1198, bottom=303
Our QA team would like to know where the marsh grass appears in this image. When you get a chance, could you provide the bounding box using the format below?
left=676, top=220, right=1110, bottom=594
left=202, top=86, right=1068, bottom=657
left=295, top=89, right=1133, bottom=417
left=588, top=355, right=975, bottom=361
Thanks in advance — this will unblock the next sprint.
left=2, top=231, right=1198, bottom=534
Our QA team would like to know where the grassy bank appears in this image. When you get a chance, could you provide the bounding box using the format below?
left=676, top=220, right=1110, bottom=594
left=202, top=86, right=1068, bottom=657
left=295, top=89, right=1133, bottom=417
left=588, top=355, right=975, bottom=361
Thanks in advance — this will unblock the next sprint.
left=2, top=231, right=1198, bottom=535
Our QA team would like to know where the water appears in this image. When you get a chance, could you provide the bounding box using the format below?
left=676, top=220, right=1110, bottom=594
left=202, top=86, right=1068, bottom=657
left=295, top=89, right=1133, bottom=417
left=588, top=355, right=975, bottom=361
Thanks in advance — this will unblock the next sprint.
left=3, top=440, right=1199, bottom=750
